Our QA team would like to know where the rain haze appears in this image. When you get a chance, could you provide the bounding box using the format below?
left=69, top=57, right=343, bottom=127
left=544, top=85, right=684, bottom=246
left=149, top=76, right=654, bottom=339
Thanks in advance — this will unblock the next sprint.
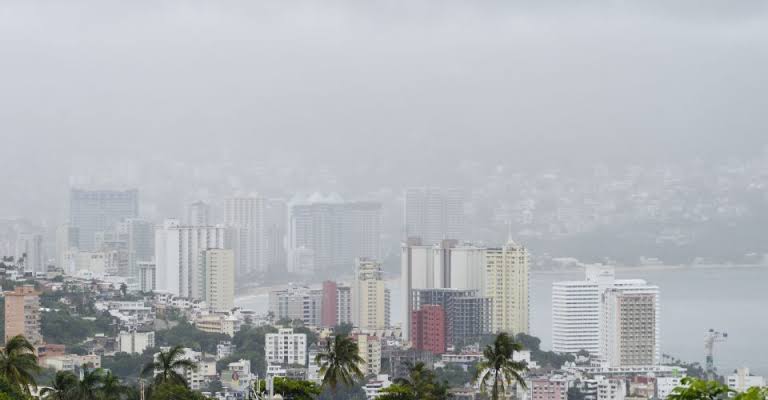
left=0, top=0, right=767, bottom=397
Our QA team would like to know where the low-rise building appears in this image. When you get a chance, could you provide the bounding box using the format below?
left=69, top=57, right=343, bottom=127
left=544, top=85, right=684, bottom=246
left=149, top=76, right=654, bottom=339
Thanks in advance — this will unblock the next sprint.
left=265, top=328, right=307, bottom=367
left=727, top=368, right=765, bottom=395
left=117, top=331, right=155, bottom=354
left=195, top=314, right=237, bottom=337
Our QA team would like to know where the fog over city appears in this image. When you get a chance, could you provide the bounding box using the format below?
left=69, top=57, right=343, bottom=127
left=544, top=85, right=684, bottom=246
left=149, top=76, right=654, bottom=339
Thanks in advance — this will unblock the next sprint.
left=0, top=1, right=767, bottom=399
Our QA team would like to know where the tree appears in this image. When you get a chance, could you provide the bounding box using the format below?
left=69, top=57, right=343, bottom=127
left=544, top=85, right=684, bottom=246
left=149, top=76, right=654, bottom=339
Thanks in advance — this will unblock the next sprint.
left=141, top=346, right=197, bottom=387
left=0, top=335, right=41, bottom=394
left=668, top=377, right=733, bottom=400
left=100, top=370, right=130, bottom=400
left=315, top=334, right=364, bottom=392
left=148, top=382, right=209, bottom=400
left=473, top=332, right=528, bottom=400
left=380, top=362, right=447, bottom=400
left=39, top=371, right=78, bottom=400
left=119, top=283, right=128, bottom=298
left=72, top=367, right=104, bottom=400
left=253, top=377, right=321, bottom=400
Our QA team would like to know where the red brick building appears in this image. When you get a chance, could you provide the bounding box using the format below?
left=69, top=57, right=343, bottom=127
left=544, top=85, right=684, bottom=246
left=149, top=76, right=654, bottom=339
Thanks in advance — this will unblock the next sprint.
left=411, top=304, right=446, bottom=354
left=321, top=280, right=338, bottom=328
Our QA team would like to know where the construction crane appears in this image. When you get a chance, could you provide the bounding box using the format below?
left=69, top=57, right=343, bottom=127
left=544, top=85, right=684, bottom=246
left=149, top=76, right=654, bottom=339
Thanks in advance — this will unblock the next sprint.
left=705, top=329, right=728, bottom=380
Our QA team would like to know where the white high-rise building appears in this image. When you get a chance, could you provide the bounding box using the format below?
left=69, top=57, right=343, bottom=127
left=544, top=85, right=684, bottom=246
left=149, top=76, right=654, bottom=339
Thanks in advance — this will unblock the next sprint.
left=264, top=198, right=287, bottom=273
left=352, top=259, right=390, bottom=331
left=485, top=240, right=529, bottom=334
left=69, top=188, right=139, bottom=251
left=56, top=224, right=79, bottom=271
left=404, top=187, right=465, bottom=245
left=225, top=197, right=266, bottom=275
left=552, top=266, right=660, bottom=364
left=16, top=233, right=44, bottom=273
left=202, top=249, right=235, bottom=312
left=288, top=194, right=381, bottom=274
left=188, top=201, right=211, bottom=226
left=336, top=285, right=352, bottom=325
left=138, top=261, right=156, bottom=292
left=154, top=219, right=226, bottom=299
left=265, top=328, right=307, bottom=367
left=121, top=218, right=154, bottom=281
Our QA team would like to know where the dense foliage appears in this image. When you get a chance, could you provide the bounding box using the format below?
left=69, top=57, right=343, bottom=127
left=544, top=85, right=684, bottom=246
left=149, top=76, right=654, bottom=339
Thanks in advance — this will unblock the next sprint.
left=669, top=377, right=768, bottom=400
left=154, top=320, right=229, bottom=354
left=514, top=333, right=574, bottom=370
left=379, top=362, right=448, bottom=400
left=316, top=334, right=365, bottom=391
left=253, top=377, right=321, bottom=400
left=41, top=311, right=113, bottom=346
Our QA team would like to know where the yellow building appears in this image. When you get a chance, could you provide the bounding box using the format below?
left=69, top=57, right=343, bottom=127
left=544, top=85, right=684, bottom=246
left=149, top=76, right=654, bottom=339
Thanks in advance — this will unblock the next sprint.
left=351, top=259, right=390, bottom=332
left=485, top=240, right=529, bottom=335
left=202, top=249, right=235, bottom=312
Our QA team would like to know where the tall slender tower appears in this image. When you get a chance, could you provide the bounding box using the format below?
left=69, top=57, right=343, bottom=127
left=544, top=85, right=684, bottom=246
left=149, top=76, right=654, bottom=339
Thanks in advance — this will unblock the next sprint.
left=484, top=240, right=529, bottom=334
left=224, top=197, right=266, bottom=276
left=202, top=249, right=235, bottom=311
left=352, top=259, right=389, bottom=331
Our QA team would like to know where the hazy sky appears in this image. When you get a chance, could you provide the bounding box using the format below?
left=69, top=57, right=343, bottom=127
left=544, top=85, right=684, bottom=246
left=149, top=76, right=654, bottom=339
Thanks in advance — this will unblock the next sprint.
left=1, top=0, right=768, bottom=217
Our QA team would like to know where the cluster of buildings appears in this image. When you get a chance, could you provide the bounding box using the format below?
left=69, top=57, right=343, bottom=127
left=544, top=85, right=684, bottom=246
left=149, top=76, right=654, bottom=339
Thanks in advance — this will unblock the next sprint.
left=1, top=184, right=766, bottom=399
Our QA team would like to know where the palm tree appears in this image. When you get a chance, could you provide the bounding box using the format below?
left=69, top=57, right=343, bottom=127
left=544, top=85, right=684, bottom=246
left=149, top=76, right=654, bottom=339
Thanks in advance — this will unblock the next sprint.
left=73, top=366, right=104, bottom=400
left=474, top=332, right=529, bottom=400
left=141, top=345, right=197, bottom=387
left=0, top=334, right=41, bottom=394
left=39, top=371, right=78, bottom=400
left=100, top=370, right=129, bottom=400
left=393, top=361, right=447, bottom=400
left=315, top=333, right=365, bottom=392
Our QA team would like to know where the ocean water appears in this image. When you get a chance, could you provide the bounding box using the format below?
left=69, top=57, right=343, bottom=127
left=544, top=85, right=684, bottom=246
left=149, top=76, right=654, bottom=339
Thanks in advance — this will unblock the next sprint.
left=236, top=265, right=768, bottom=376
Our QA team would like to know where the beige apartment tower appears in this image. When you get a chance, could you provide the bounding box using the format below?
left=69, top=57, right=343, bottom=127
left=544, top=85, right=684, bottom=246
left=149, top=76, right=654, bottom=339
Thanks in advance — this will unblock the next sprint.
left=351, top=259, right=391, bottom=331
left=485, top=240, right=529, bottom=334
left=4, top=285, right=42, bottom=345
left=202, top=249, right=236, bottom=311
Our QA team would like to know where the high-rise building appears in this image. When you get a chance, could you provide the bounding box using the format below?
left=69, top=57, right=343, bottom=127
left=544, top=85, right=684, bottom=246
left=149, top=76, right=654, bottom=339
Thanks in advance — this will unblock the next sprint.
left=353, top=333, right=382, bottom=376
left=351, top=259, right=390, bottom=331
left=202, top=249, right=235, bottom=311
left=411, top=288, right=492, bottom=348
left=56, top=224, right=79, bottom=271
left=602, top=290, right=657, bottom=367
left=265, top=328, right=307, bottom=367
left=336, top=285, right=352, bottom=325
left=15, top=233, right=44, bottom=273
left=69, top=188, right=139, bottom=251
left=269, top=286, right=323, bottom=327
left=404, top=187, right=465, bottom=246
left=288, top=195, right=381, bottom=274
left=225, top=197, right=266, bottom=275
left=321, top=281, right=338, bottom=328
left=138, top=261, right=156, bottom=292
left=4, top=285, right=42, bottom=345
left=485, top=240, right=529, bottom=334
left=122, top=218, right=154, bottom=281
left=265, top=198, right=287, bottom=273
left=552, top=266, right=660, bottom=364
left=154, top=219, right=227, bottom=298
left=188, top=201, right=211, bottom=226
left=411, top=304, right=446, bottom=355
left=400, top=239, right=487, bottom=340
